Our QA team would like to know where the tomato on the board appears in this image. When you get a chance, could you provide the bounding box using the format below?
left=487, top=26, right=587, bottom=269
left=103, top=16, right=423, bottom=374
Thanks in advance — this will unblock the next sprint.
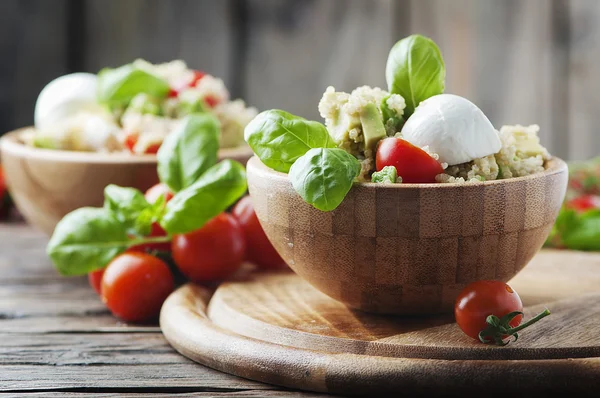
left=454, top=280, right=550, bottom=346
left=232, top=196, right=286, bottom=269
left=101, top=252, right=174, bottom=323
left=171, top=213, right=246, bottom=282
left=375, top=137, right=444, bottom=183
left=88, top=269, right=105, bottom=295
left=455, top=280, right=523, bottom=340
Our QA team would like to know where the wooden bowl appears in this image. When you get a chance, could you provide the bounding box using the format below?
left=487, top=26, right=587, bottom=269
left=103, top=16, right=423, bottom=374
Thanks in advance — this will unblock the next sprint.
left=246, top=156, right=569, bottom=315
left=0, top=128, right=254, bottom=235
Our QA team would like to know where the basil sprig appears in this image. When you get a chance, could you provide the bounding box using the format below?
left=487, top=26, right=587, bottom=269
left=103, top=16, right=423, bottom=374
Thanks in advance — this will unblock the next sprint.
left=289, top=148, right=360, bottom=212
left=244, top=109, right=335, bottom=173
left=97, top=63, right=170, bottom=109
left=47, top=115, right=246, bottom=276
left=385, top=34, right=446, bottom=118
left=157, top=114, right=220, bottom=193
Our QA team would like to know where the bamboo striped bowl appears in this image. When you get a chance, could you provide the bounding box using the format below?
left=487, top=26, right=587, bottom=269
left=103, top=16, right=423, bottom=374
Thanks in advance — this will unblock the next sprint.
left=246, top=156, right=568, bottom=315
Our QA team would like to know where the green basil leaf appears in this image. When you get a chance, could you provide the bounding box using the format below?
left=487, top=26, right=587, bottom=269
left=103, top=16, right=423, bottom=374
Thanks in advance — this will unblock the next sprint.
left=160, top=160, right=247, bottom=234
left=289, top=148, right=360, bottom=212
left=385, top=34, right=446, bottom=118
left=46, top=208, right=129, bottom=276
left=244, top=109, right=335, bottom=173
left=97, top=64, right=170, bottom=108
left=561, top=209, right=600, bottom=251
left=371, top=166, right=398, bottom=184
left=133, top=194, right=167, bottom=236
left=103, top=184, right=152, bottom=234
left=157, top=114, right=220, bottom=193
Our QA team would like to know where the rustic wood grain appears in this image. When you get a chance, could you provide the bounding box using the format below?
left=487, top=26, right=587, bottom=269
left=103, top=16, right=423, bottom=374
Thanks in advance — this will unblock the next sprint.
left=205, top=249, right=600, bottom=360
left=0, top=0, right=69, bottom=136
left=0, top=224, right=309, bottom=396
left=243, top=0, right=400, bottom=120
left=246, top=156, right=569, bottom=314
left=161, top=272, right=600, bottom=396
left=82, top=0, right=235, bottom=87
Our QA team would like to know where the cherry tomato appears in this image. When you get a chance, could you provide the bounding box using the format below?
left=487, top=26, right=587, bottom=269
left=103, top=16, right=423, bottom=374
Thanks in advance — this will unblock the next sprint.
left=101, top=252, right=174, bottom=323
left=88, top=269, right=105, bottom=295
left=172, top=213, right=246, bottom=282
left=204, top=95, right=219, bottom=108
left=190, top=70, right=206, bottom=86
left=565, top=194, right=600, bottom=212
left=167, top=87, right=179, bottom=98
left=124, top=133, right=138, bottom=153
left=232, top=196, right=286, bottom=269
left=375, top=137, right=444, bottom=183
left=454, top=280, right=523, bottom=340
left=144, top=183, right=174, bottom=204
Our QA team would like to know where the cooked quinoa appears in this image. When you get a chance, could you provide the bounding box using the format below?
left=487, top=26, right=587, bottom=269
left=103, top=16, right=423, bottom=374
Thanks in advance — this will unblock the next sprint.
left=435, top=124, right=549, bottom=183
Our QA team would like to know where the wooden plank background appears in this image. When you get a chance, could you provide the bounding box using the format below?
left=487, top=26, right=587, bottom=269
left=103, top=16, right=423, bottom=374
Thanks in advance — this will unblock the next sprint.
left=0, top=0, right=598, bottom=161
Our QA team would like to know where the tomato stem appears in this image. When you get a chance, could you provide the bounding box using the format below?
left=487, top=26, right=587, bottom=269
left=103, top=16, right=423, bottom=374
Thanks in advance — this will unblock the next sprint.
left=127, top=235, right=172, bottom=247
left=505, top=308, right=551, bottom=335
left=478, top=308, right=551, bottom=346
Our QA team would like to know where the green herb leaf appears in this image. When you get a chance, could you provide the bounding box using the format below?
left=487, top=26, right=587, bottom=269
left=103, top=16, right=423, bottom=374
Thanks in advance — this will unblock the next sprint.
left=560, top=209, right=600, bottom=250
left=244, top=109, right=335, bottom=173
left=46, top=208, right=129, bottom=276
left=160, top=160, right=247, bottom=234
left=385, top=34, right=446, bottom=118
left=371, top=166, right=398, bottom=184
left=289, top=148, right=360, bottom=212
left=97, top=64, right=170, bottom=109
left=157, top=114, right=220, bottom=193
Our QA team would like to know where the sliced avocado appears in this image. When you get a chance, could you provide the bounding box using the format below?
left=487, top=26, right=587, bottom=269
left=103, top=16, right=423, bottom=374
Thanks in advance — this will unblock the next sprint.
left=360, top=103, right=386, bottom=152
left=512, top=130, right=545, bottom=157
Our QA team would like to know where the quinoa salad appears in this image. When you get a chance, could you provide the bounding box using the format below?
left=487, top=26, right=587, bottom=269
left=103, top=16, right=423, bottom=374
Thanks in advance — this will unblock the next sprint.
left=244, top=34, right=554, bottom=212
left=26, top=59, right=257, bottom=154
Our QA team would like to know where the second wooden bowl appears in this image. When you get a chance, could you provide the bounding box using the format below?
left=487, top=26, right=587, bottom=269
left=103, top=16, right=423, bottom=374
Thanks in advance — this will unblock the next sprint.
left=246, top=156, right=569, bottom=315
left=0, top=129, right=254, bottom=235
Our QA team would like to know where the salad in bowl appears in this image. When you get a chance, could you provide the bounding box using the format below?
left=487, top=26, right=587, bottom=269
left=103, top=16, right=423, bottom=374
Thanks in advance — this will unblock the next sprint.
left=245, top=34, right=552, bottom=212
left=26, top=59, right=257, bottom=154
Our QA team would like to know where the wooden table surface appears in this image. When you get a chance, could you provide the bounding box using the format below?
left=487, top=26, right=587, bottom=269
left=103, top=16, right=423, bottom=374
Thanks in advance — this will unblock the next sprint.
left=0, top=222, right=330, bottom=397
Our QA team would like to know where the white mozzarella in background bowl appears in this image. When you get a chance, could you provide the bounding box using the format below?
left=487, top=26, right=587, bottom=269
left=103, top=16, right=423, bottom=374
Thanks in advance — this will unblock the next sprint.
left=34, top=73, right=104, bottom=130
left=401, top=94, right=502, bottom=166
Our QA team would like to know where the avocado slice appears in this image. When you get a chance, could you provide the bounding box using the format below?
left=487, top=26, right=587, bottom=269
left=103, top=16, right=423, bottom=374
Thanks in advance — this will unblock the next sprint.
left=360, top=103, right=386, bottom=152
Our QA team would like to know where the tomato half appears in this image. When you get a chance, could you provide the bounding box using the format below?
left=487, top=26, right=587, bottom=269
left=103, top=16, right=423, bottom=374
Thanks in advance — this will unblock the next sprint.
left=375, top=137, right=444, bottom=183
left=454, top=280, right=523, bottom=340
left=88, top=269, right=105, bottom=295
left=172, top=213, right=246, bottom=282
left=232, top=196, right=286, bottom=269
left=101, top=252, right=174, bottom=323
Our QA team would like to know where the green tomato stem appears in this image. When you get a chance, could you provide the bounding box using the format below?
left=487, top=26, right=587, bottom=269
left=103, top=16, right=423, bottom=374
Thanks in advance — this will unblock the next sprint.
left=127, top=235, right=172, bottom=247
left=505, top=308, right=551, bottom=335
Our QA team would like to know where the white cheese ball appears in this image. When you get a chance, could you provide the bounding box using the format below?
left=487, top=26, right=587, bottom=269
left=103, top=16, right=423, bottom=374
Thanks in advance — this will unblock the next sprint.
left=34, top=73, right=104, bottom=130
left=401, top=94, right=502, bottom=165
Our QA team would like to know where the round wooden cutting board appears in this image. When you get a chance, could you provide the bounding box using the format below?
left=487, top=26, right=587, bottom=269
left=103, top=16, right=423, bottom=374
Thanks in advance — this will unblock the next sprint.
left=160, top=249, right=600, bottom=396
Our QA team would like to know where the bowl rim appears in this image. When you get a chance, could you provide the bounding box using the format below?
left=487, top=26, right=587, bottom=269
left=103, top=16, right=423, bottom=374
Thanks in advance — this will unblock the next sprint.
left=247, top=155, right=568, bottom=189
left=0, top=127, right=254, bottom=165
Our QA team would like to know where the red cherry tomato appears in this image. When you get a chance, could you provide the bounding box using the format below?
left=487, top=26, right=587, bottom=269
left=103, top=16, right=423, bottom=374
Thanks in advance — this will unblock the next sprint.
left=172, top=213, right=246, bottom=282
left=375, top=137, right=444, bottom=183
left=124, top=133, right=138, bottom=153
left=565, top=194, right=600, bottom=212
left=454, top=280, right=523, bottom=340
left=204, top=95, right=219, bottom=108
left=167, top=87, right=178, bottom=98
left=101, top=252, right=174, bottom=323
left=232, top=196, right=286, bottom=269
left=88, top=269, right=105, bottom=295
left=144, top=183, right=174, bottom=204
left=190, top=70, right=206, bottom=86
